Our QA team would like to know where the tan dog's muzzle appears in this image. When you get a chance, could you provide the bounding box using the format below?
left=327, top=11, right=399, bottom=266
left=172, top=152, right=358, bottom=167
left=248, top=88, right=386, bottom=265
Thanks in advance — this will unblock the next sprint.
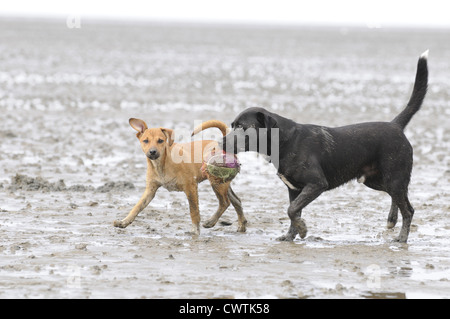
left=147, top=148, right=160, bottom=160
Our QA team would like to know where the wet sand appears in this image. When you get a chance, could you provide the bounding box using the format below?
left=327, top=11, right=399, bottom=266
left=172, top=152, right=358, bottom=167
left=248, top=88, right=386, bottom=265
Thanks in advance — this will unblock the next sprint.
left=0, top=18, right=449, bottom=298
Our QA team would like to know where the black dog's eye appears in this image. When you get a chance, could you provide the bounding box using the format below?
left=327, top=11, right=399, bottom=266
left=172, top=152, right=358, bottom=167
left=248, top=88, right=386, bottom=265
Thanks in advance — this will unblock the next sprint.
left=143, top=139, right=149, bottom=144
left=157, top=138, right=164, bottom=144
left=232, top=122, right=244, bottom=129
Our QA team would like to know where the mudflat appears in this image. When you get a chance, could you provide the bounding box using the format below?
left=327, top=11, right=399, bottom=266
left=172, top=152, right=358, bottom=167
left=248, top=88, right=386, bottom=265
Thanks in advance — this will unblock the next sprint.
left=0, top=19, right=449, bottom=298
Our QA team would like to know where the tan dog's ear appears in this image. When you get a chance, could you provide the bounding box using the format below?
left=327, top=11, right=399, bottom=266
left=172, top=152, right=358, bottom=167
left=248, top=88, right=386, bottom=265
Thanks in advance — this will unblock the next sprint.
left=129, top=118, right=148, bottom=139
left=161, top=128, right=175, bottom=146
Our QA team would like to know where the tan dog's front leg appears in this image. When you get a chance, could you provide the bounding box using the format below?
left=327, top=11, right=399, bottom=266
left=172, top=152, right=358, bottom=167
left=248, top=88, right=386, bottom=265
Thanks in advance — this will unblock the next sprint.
left=113, top=183, right=159, bottom=228
left=184, top=184, right=200, bottom=235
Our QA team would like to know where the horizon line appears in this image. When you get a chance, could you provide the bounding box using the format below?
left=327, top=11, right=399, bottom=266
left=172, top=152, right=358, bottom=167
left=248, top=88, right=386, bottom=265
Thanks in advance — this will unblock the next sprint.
left=1, top=13, right=450, bottom=30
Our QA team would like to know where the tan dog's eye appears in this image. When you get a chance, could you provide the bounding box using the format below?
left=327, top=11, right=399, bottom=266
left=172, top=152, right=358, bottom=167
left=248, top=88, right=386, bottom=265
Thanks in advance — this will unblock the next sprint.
left=143, top=139, right=149, bottom=144
left=157, top=138, right=164, bottom=144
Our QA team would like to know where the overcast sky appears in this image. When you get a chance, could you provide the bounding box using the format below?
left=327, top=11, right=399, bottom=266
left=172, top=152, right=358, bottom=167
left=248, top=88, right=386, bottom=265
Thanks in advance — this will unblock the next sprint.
left=1, top=0, right=449, bottom=28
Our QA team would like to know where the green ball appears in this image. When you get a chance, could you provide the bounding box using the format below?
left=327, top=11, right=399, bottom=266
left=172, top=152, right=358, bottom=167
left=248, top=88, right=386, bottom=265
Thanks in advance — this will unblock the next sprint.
left=206, top=164, right=240, bottom=182
left=205, top=153, right=240, bottom=183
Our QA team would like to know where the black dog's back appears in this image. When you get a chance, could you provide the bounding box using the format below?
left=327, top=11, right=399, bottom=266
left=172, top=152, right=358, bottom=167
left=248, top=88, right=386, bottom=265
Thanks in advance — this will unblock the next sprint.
left=320, top=121, right=411, bottom=190
left=283, top=51, right=429, bottom=192
left=321, top=52, right=428, bottom=191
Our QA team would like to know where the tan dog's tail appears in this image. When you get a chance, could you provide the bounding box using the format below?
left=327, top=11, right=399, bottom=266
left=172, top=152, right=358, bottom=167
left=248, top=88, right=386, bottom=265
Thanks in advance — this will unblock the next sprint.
left=191, top=120, right=229, bottom=137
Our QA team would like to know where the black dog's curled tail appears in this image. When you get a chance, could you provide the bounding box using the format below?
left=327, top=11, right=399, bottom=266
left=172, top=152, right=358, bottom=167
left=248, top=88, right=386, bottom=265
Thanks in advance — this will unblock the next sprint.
left=392, top=50, right=429, bottom=130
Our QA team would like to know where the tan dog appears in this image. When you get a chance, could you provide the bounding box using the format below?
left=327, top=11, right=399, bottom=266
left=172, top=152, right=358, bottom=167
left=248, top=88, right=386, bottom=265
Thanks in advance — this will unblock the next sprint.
left=113, top=118, right=247, bottom=235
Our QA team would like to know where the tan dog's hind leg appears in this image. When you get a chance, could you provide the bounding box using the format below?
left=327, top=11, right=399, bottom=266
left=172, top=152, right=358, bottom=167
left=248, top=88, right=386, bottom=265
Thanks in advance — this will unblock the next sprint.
left=114, top=183, right=159, bottom=228
left=203, top=182, right=231, bottom=229
left=228, top=187, right=247, bottom=232
left=184, top=184, right=201, bottom=235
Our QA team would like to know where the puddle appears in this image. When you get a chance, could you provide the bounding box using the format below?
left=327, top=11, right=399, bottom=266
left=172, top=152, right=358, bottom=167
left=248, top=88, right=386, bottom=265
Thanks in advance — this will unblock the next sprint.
left=362, top=291, right=406, bottom=299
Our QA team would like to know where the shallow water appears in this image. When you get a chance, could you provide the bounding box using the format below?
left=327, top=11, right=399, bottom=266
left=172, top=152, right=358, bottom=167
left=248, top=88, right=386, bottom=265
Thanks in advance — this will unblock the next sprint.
left=0, top=18, right=449, bottom=298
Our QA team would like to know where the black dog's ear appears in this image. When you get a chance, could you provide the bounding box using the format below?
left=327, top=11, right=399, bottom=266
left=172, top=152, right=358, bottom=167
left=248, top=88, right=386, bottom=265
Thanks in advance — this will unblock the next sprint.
left=256, top=112, right=277, bottom=128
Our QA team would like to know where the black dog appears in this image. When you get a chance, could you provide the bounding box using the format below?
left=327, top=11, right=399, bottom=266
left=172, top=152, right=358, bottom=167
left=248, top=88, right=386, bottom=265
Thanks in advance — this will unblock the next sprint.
left=203, top=51, right=428, bottom=243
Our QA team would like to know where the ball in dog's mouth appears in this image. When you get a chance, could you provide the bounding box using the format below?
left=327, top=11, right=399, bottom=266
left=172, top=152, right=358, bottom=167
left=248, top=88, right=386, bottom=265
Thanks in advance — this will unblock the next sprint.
left=205, top=152, right=240, bottom=182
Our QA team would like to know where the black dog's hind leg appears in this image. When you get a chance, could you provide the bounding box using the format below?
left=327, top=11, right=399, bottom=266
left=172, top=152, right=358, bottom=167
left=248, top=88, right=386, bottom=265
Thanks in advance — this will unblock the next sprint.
left=278, top=180, right=328, bottom=241
left=390, top=192, right=414, bottom=243
left=387, top=199, right=399, bottom=229
left=363, top=176, right=398, bottom=229
left=384, top=169, right=414, bottom=242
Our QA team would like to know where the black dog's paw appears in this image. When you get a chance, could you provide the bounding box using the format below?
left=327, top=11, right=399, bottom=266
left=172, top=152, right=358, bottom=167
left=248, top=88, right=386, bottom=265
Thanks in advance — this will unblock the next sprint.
left=392, top=237, right=408, bottom=244
left=276, top=234, right=294, bottom=241
left=294, top=218, right=308, bottom=239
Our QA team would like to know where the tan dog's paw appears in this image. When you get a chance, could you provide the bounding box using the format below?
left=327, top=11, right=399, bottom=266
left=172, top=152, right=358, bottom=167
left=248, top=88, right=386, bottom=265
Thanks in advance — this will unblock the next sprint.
left=236, top=225, right=246, bottom=233
left=189, top=224, right=200, bottom=236
left=237, top=221, right=247, bottom=233
left=202, top=219, right=217, bottom=229
left=113, top=220, right=129, bottom=228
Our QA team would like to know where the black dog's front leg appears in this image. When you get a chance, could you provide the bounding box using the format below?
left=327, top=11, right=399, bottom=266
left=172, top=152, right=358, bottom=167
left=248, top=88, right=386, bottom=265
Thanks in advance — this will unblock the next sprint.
left=277, top=188, right=301, bottom=241
left=278, top=181, right=328, bottom=241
